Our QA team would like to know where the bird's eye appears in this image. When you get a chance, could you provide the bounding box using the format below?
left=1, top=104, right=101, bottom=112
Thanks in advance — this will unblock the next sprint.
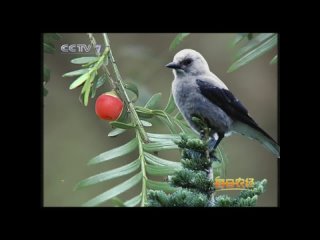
left=182, top=58, right=192, bottom=65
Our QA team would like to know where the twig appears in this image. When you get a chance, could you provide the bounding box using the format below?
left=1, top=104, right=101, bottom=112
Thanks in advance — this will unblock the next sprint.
left=102, top=33, right=149, bottom=143
left=87, top=33, right=116, bottom=89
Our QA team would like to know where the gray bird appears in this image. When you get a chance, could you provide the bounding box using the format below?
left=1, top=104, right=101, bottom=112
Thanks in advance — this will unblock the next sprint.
left=166, top=49, right=280, bottom=157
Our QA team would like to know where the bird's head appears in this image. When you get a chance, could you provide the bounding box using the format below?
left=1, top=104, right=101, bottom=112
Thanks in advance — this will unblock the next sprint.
left=166, top=49, right=210, bottom=77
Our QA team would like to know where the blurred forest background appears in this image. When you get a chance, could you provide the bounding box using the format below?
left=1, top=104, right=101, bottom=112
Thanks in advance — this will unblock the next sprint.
left=44, top=33, right=278, bottom=207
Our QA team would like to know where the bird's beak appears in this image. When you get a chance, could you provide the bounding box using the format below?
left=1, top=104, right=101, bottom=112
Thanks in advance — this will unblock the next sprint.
left=165, top=62, right=181, bottom=69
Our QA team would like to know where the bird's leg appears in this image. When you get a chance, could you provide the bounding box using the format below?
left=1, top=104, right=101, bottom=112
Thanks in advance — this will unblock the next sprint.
left=214, top=133, right=224, bottom=149
left=208, top=133, right=225, bottom=182
left=207, top=134, right=226, bottom=206
left=208, top=133, right=224, bottom=167
left=208, top=138, right=217, bottom=153
left=208, top=133, right=224, bottom=152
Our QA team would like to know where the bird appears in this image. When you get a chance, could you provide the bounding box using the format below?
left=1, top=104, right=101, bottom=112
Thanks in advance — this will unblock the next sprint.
left=166, top=49, right=280, bottom=157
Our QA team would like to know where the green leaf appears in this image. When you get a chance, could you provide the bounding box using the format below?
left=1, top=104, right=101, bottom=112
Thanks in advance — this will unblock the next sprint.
left=125, top=82, right=139, bottom=103
left=169, top=33, right=190, bottom=51
left=228, top=34, right=277, bottom=73
left=147, top=133, right=181, bottom=142
left=115, top=108, right=128, bottom=123
left=108, top=128, right=127, bottom=137
left=111, top=197, right=125, bottom=207
left=146, top=163, right=180, bottom=176
left=124, top=193, right=142, bottom=207
left=90, top=75, right=99, bottom=99
left=91, top=75, right=103, bottom=98
left=83, top=73, right=95, bottom=106
left=144, top=152, right=181, bottom=167
left=71, top=57, right=99, bottom=64
left=88, top=138, right=138, bottom=165
left=215, top=145, right=228, bottom=177
left=135, top=106, right=155, bottom=118
left=44, top=42, right=55, bottom=53
left=157, top=114, right=177, bottom=134
left=146, top=179, right=177, bottom=193
left=174, top=112, right=183, bottom=120
left=247, top=33, right=253, bottom=40
left=75, top=159, right=140, bottom=189
left=172, top=118, right=195, bottom=135
left=96, top=74, right=107, bottom=88
left=110, top=121, right=135, bottom=129
left=94, top=56, right=107, bottom=70
left=164, top=92, right=177, bottom=114
left=231, top=33, right=248, bottom=46
left=81, top=79, right=87, bottom=94
left=143, top=140, right=179, bottom=152
left=215, top=146, right=226, bottom=163
left=63, top=68, right=90, bottom=77
left=91, top=74, right=107, bottom=98
left=270, top=55, right=277, bottom=64
left=164, top=113, right=178, bottom=132
left=141, top=120, right=152, bottom=127
left=78, top=91, right=84, bottom=104
left=234, top=33, right=274, bottom=59
left=69, top=72, right=91, bottom=90
left=43, top=87, right=48, bottom=96
left=83, top=172, right=142, bottom=207
left=144, top=93, right=162, bottom=109
left=213, top=162, right=222, bottom=170
left=44, top=33, right=61, bottom=41
left=83, top=84, right=91, bottom=106
left=44, top=66, right=50, bottom=83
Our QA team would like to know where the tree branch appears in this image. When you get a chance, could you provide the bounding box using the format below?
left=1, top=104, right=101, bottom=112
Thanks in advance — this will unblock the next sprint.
left=87, top=33, right=116, bottom=89
left=87, top=33, right=149, bottom=143
left=103, top=33, right=149, bottom=143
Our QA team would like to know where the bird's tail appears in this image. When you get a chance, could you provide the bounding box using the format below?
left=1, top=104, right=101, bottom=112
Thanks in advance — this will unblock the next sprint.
left=232, top=122, right=280, bottom=158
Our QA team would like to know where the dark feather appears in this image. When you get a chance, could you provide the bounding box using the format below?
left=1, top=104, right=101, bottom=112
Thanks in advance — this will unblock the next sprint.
left=196, top=79, right=276, bottom=142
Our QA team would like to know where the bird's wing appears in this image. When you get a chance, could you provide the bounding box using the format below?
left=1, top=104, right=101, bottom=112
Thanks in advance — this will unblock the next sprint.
left=196, top=79, right=258, bottom=126
left=196, top=78, right=279, bottom=157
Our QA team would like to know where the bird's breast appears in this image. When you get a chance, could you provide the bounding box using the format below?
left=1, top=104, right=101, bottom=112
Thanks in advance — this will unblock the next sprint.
left=172, top=79, right=199, bottom=108
left=172, top=78, right=233, bottom=133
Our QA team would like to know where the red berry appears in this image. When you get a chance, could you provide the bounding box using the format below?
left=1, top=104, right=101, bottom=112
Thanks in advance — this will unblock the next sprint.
left=95, top=92, right=124, bottom=121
